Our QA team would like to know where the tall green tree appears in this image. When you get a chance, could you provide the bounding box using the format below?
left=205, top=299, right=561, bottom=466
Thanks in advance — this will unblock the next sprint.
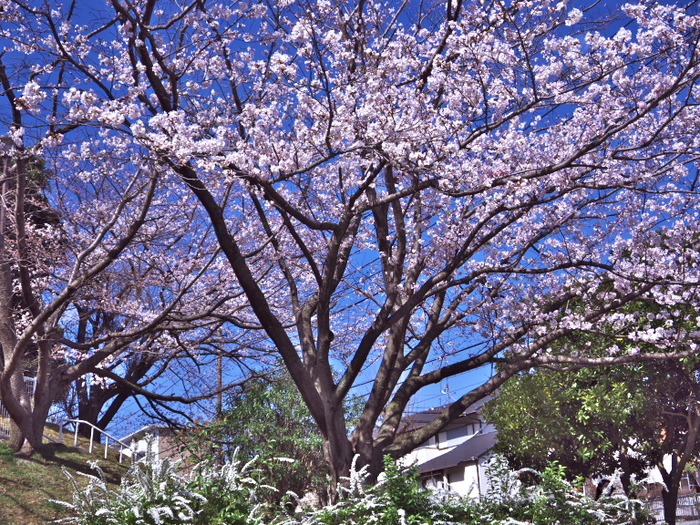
left=184, top=372, right=332, bottom=506
left=484, top=358, right=700, bottom=525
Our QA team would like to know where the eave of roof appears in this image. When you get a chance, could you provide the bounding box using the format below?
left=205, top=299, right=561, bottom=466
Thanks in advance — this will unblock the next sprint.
left=119, top=424, right=171, bottom=443
left=417, top=431, right=498, bottom=474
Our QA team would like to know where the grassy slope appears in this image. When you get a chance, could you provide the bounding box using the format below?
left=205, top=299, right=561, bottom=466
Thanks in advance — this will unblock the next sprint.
left=0, top=425, right=128, bottom=525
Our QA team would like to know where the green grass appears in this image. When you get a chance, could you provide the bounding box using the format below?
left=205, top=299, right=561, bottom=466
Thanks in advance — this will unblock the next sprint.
left=0, top=427, right=128, bottom=525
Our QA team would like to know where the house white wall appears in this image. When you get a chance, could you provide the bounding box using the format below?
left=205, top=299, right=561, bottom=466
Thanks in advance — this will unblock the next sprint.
left=120, top=426, right=162, bottom=459
left=401, top=405, right=496, bottom=498
left=413, top=451, right=492, bottom=498
left=405, top=435, right=440, bottom=466
left=130, top=433, right=159, bottom=457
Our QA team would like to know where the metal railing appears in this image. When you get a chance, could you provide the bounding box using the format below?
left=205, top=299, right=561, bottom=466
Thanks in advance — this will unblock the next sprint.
left=57, top=418, right=134, bottom=463
left=643, top=493, right=700, bottom=522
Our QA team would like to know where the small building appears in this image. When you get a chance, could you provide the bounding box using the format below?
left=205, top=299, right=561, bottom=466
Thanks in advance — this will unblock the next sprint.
left=401, top=396, right=497, bottom=498
left=120, top=424, right=184, bottom=463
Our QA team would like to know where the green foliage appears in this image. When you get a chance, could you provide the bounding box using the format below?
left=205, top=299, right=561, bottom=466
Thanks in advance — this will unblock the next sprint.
left=281, top=456, right=652, bottom=525
left=182, top=372, right=331, bottom=505
left=53, top=446, right=270, bottom=525
left=485, top=358, right=700, bottom=500
left=457, top=459, right=655, bottom=525
left=58, top=451, right=652, bottom=525
left=55, top=457, right=200, bottom=524
left=380, top=457, right=435, bottom=523
left=484, top=298, right=700, bottom=525
left=188, top=455, right=270, bottom=525
left=298, top=456, right=442, bottom=525
left=483, top=364, right=657, bottom=480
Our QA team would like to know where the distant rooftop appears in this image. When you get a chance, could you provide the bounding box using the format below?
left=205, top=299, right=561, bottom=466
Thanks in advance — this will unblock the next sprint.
left=399, top=394, right=494, bottom=433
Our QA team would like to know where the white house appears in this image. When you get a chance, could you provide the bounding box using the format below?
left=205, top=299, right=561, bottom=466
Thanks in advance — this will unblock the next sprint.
left=400, top=396, right=497, bottom=498
left=120, top=424, right=184, bottom=462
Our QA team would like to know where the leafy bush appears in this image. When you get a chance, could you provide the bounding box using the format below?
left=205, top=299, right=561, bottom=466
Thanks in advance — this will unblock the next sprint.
left=189, top=455, right=272, bottom=525
left=53, top=446, right=270, bottom=525
left=179, top=373, right=332, bottom=508
left=441, top=458, right=655, bottom=525
left=56, top=450, right=654, bottom=525
left=283, top=456, right=654, bottom=525
left=292, top=456, right=441, bottom=525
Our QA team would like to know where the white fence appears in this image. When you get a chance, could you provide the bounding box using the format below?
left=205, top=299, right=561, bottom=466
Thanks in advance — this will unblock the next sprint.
left=0, top=376, right=37, bottom=437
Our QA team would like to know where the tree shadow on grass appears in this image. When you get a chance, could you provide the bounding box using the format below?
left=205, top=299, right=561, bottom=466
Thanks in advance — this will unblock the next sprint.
left=32, top=442, right=125, bottom=485
left=0, top=468, right=69, bottom=524
left=0, top=440, right=126, bottom=523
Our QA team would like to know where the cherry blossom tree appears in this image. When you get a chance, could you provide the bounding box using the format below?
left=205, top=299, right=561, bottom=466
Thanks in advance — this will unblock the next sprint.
left=0, top=75, right=252, bottom=451
left=0, top=138, right=259, bottom=451
left=62, top=297, right=275, bottom=437
left=2, top=0, right=700, bottom=482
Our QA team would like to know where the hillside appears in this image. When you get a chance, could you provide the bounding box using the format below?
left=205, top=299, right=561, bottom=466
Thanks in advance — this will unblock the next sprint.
left=0, top=429, right=128, bottom=525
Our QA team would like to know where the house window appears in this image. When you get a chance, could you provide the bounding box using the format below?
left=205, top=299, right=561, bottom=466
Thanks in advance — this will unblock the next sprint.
left=422, top=473, right=447, bottom=491
left=465, top=421, right=483, bottom=435
left=448, top=468, right=465, bottom=484
left=439, top=426, right=466, bottom=448
left=681, top=471, right=699, bottom=493
left=445, top=426, right=467, bottom=441
left=437, top=420, right=485, bottom=448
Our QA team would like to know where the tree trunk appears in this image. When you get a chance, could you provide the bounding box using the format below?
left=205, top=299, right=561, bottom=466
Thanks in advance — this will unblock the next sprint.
left=320, top=399, right=355, bottom=496
left=7, top=419, right=23, bottom=451
left=7, top=410, right=40, bottom=455
left=324, top=436, right=353, bottom=491
left=620, top=454, right=633, bottom=496
left=660, top=455, right=680, bottom=525
left=352, top=427, right=385, bottom=482
left=76, top=381, right=109, bottom=438
left=662, top=484, right=679, bottom=525
left=2, top=370, right=27, bottom=452
left=3, top=376, right=56, bottom=455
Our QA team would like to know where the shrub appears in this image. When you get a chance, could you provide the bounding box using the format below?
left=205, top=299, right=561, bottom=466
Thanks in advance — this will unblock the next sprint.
left=288, top=456, right=442, bottom=525
left=440, top=458, right=655, bottom=525
left=189, top=455, right=272, bottom=525
left=53, top=446, right=270, bottom=525
left=56, top=451, right=654, bottom=525
left=283, top=456, right=655, bottom=525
